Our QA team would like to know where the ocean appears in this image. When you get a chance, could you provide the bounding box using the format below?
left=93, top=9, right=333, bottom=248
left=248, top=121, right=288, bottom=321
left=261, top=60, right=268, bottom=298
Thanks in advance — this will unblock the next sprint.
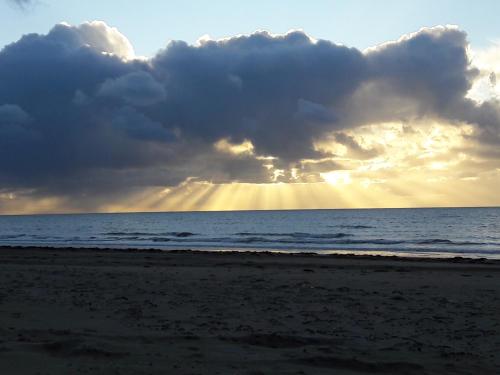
left=0, top=207, right=499, bottom=259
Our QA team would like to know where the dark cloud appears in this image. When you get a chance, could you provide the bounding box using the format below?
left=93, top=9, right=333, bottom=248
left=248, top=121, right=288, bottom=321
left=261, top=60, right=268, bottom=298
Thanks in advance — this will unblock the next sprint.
left=332, top=132, right=380, bottom=160
left=489, top=72, right=497, bottom=87
left=150, top=31, right=366, bottom=160
left=368, top=27, right=476, bottom=110
left=98, top=72, right=166, bottom=106
left=340, top=27, right=479, bottom=127
left=0, top=22, right=498, bottom=209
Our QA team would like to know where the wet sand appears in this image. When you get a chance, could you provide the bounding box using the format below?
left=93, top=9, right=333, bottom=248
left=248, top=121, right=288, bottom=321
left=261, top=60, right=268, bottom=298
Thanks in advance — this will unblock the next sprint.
left=0, top=246, right=499, bottom=374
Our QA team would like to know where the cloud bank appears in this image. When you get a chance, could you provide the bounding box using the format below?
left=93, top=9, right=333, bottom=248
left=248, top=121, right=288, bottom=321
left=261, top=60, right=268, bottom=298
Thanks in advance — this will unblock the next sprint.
left=0, top=21, right=499, bottom=211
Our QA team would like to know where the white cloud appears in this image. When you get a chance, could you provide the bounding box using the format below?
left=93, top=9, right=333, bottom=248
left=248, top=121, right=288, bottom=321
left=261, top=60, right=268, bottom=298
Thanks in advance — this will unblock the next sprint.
left=467, top=43, right=500, bottom=103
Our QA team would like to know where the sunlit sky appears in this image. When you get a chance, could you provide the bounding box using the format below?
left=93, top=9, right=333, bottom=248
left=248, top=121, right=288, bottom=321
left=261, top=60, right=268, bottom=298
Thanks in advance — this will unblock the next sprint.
left=0, top=0, right=500, bottom=214
left=2, top=0, right=500, bottom=57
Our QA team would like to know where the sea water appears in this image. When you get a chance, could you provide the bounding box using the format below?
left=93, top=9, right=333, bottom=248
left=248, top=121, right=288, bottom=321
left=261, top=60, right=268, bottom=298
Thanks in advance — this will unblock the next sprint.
left=0, top=207, right=499, bottom=259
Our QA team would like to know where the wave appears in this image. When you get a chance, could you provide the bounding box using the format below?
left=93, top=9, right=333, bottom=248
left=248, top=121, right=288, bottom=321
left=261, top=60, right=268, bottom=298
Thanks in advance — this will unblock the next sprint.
left=1, top=232, right=495, bottom=249
left=233, top=238, right=491, bottom=247
left=173, top=232, right=196, bottom=238
left=151, top=237, right=171, bottom=242
left=0, top=234, right=26, bottom=239
left=105, top=232, right=155, bottom=236
left=332, top=225, right=375, bottom=229
left=104, top=231, right=196, bottom=237
left=417, top=239, right=453, bottom=244
left=67, top=232, right=499, bottom=248
left=235, top=232, right=353, bottom=239
left=148, top=236, right=405, bottom=246
left=415, top=239, right=485, bottom=246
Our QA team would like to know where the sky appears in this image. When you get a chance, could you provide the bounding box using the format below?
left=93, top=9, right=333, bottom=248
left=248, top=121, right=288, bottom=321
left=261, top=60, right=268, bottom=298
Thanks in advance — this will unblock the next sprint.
left=0, top=0, right=500, bottom=214
left=2, top=0, right=500, bottom=57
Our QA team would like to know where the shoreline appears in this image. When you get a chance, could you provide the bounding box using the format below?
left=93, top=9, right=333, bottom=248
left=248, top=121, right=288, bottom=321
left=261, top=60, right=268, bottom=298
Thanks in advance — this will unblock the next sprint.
left=1, top=244, right=500, bottom=264
left=1, top=246, right=499, bottom=374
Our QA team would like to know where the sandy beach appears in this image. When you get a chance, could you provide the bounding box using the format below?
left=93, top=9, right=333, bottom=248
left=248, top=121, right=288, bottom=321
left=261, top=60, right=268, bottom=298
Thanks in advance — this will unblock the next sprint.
left=0, top=247, right=499, bottom=374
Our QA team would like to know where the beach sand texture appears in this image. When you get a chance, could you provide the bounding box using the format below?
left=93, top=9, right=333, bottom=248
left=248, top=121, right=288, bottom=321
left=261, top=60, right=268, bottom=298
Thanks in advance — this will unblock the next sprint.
left=0, top=247, right=499, bottom=374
